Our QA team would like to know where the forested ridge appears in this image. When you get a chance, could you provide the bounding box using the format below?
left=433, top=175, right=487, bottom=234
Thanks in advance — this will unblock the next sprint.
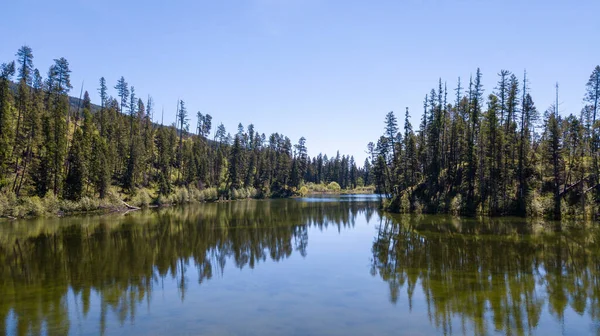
left=370, top=66, right=600, bottom=220
left=0, top=46, right=370, bottom=218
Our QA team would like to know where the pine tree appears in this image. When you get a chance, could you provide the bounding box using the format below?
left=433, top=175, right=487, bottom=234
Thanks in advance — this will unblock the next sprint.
left=177, top=100, right=189, bottom=181
left=385, top=111, right=398, bottom=162
left=294, top=137, right=308, bottom=183
left=124, top=98, right=144, bottom=191
left=64, top=127, right=86, bottom=201
left=90, top=133, right=110, bottom=198
left=483, top=94, right=503, bottom=214
left=228, top=134, right=244, bottom=192
left=16, top=69, right=44, bottom=195
left=465, top=75, right=477, bottom=215
left=516, top=70, right=534, bottom=216
left=546, top=109, right=563, bottom=220
left=47, top=58, right=72, bottom=195
left=114, top=76, right=129, bottom=114
left=128, top=86, right=136, bottom=137
left=156, top=126, right=173, bottom=195
left=13, top=46, right=34, bottom=187
left=0, top=62, right=15, bottom=185
left=585, top=66, right=600, bottom=125
left=98, top=77, right=108, bottom=136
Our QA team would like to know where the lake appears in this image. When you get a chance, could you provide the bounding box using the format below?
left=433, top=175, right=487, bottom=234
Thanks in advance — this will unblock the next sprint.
left=1, top=195, right=599, bottom=335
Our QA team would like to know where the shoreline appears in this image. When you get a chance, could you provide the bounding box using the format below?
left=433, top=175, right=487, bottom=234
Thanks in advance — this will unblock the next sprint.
left=0, top=188, right=378, bottom=221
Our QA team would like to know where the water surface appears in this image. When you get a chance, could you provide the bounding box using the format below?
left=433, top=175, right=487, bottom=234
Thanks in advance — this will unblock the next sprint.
left=1, top=195, right=599, bottom=335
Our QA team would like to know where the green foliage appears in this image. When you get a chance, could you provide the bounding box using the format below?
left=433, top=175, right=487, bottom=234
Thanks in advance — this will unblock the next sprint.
left=0, top=45, right=406, bottom=218
left=450, top=194, right=463, bottom=216
left=305, top=182, right=328, bottom=192
left=63, top=128, right=86, bottom=200
left=231, top=187, right=258, bottom=200
left=297, top=185, right=309, bottom=197
left=302, top=182, right=375, bottom=195
left=327, top=181, right=341, bottom=191
left=400, top=192, right=411, bottom=213
left=0, top=190, right=120, bottom=218
left=372, top=66, right=600, bottom=219
left=131, top=189, right=152, bottom=207
left=357, top=177, right=365, bottom=187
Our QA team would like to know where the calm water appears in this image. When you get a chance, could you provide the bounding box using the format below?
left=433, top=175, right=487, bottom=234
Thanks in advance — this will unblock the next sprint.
left=1, top=195, right=600, bottom=336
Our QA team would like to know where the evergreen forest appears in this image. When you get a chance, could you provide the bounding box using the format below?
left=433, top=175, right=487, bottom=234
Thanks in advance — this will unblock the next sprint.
left=0, top=46, right=370, bottom=218
left=2, top=45, right=600, bottom=220
left=370, top=67, right=600, bottom=220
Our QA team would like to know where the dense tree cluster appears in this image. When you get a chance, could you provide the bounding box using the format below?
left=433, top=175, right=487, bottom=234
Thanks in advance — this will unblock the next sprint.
left=0, top=46, right=366, bottom=203
left=371, top=66, right=600, bottom=219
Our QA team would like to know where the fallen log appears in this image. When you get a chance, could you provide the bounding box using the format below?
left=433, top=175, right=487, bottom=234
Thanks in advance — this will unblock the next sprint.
left=584, top=183, right=600, bottom=194
left=121, top=200, right=141, bottom=210
left=560, top=174, right=595, bottom=197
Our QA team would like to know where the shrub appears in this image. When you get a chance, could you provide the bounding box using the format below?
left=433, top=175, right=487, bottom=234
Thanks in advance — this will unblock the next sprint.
left=356, top=177, right=365, bottom=187
left=256, top=185, right=270, bottom=199
left=132, top=189, right=152, bottom=207
left=297, top=186, right=309, bottom=197
left=327, top=182, right=341, bottom=191
left=77, top=197, right=101, bottom=212
left=231, top=187, right=260, bottom=200
left=0, top=192, right=17, bottom=217
left=450, top=194, right=462, bottom=216
left=400, top=192, right=411, bottom=213
left=203, top=188, right=218, bottom=201
left=305, top=182, right=327, bottom=192
left=175, top=187, right=190, bottom=204
left=154, top=194, right=168, bottom=206
left=42, top=192, right=60, bottom=215
left=413, top=200, right=423, bottom=214
left=189, top=187, right=203, bottom=202
left=17, top=196, right=45, bottom=217
left=527, top=191, right=545, bottom=217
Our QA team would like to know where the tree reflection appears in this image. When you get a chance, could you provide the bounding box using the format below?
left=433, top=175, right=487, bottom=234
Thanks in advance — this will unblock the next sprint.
left=0, top=198, right=371, bottom=336
left=3, top=199, right=599, bottom=336
left=371, top=214, right=600, bottom=336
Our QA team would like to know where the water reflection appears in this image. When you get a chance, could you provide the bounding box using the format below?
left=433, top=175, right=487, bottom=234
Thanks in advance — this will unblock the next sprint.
left=2, top=197, right=600, bottom=335
left=371, top=214, right=600, bottom=335
left=0, top=199, right=375, bottom=336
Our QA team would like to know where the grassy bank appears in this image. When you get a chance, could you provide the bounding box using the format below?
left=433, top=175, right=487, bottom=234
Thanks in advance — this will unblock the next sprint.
left=0, top=183, right=376, bottom=220
left=0, top=186, right=245, bottom=219
left=299, top=182, right=376, bottom=196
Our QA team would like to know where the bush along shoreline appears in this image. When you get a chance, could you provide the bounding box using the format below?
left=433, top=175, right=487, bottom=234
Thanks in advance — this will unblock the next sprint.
left=299, top=182, right=376, bottom=196
left=0, top=187, right=215, bottom=219
left=0, top=186, right=260, bottom=219
left=0, top=183, right=377, bottom=220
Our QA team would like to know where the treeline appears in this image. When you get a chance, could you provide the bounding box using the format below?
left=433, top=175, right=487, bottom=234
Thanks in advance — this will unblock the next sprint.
left=370, top=66, right=600, bottom=219
left=0, top=46, right=368, bottom=211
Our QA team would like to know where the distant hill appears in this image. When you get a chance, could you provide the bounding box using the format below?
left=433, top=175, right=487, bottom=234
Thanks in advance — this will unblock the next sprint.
left=9, top=81, right=101, bottom=115
left=68, top=94, right=101, bottom=114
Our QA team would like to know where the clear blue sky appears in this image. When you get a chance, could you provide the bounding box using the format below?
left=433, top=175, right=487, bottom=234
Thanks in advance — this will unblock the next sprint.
left=2, top=0, right=599, bottom=164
